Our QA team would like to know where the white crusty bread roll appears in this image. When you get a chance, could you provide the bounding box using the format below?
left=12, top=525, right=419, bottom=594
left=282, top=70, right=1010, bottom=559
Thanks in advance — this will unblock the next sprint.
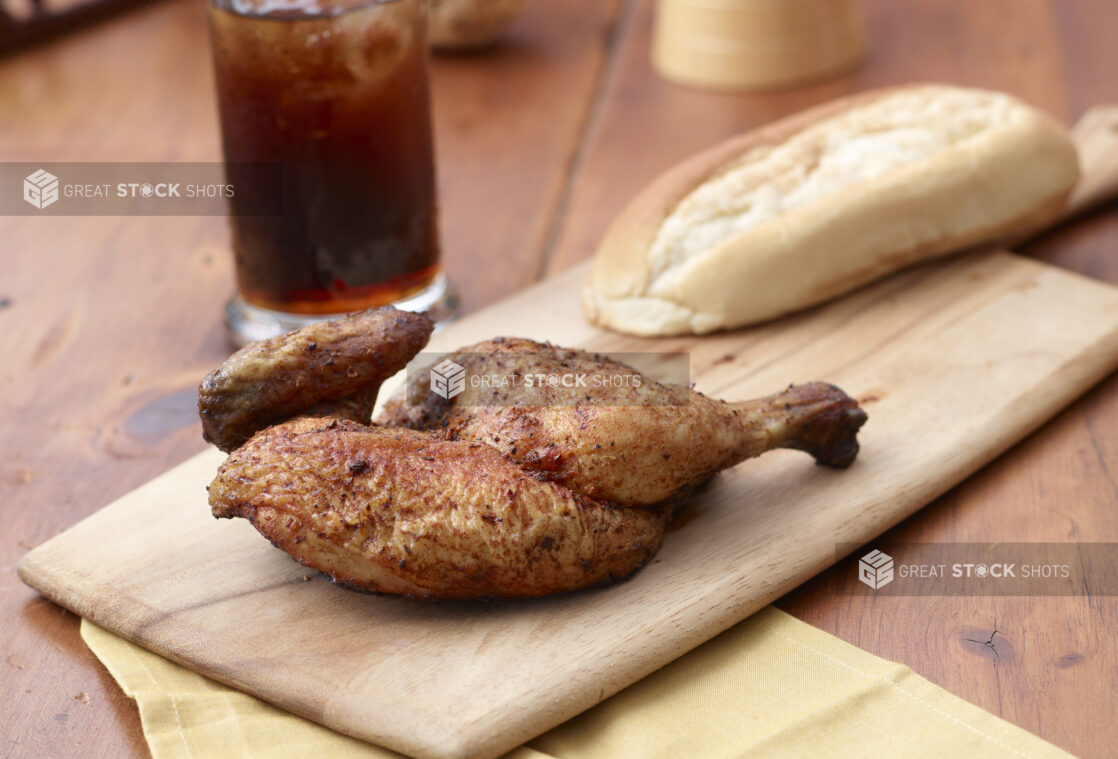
left=582, top=85, right=1080, bottom=336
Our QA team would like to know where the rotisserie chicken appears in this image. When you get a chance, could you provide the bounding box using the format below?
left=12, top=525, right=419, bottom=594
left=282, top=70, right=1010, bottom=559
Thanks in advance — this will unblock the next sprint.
left=200, top=307, right=867, bottom=599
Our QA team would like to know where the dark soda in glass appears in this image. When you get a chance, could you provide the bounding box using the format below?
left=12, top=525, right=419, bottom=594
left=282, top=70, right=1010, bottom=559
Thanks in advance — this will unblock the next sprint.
left=208, top=0, right=441, bottom=319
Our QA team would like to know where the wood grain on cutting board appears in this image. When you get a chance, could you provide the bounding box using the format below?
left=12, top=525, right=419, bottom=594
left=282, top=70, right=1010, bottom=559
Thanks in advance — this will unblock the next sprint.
left=18, top=249, right=1118, bottom=759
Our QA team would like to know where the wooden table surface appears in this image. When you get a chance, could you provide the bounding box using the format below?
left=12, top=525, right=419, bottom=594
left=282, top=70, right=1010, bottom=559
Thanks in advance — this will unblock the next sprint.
left=2, top=1, right=1116, bottom=757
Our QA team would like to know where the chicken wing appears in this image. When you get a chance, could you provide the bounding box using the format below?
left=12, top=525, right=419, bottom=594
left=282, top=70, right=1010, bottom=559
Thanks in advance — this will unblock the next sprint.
left=199, top=307, right=433, bottom=452
left=209, top=417, right=664, bottom=599
left=377, top=338, right=867, bottom=505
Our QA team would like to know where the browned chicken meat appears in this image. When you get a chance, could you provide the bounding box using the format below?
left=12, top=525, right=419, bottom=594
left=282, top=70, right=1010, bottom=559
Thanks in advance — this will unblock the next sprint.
left=376, top=338, right=867, bottom=506
left=198, top=307, right=432, bottom=453
left=209, top=417, right=664, bottom=599
left=200, top=309, right=867, bottom=599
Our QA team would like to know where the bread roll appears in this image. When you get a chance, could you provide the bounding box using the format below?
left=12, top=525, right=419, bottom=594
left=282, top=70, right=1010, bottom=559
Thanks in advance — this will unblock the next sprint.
left=582, top=85, right=1080, bottom=336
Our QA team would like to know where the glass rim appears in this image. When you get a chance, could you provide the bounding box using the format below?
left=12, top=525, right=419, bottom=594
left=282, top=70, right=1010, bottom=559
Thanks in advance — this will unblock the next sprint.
left=209, top=0, right=411, bottom=19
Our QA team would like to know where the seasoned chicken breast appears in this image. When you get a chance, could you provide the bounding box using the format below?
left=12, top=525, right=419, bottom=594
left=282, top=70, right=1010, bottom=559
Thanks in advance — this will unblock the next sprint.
left=209, top=417, right=665, bottom=599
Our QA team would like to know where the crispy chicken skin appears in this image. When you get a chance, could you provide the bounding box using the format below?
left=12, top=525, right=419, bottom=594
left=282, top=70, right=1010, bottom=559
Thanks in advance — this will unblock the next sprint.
left=376, top=338, right=867, bottom=506
left=201, top=317, right=866, bottom=600
left=209, top=418, right=665, bottom=599
left=199, top=307, right=433, bottom=452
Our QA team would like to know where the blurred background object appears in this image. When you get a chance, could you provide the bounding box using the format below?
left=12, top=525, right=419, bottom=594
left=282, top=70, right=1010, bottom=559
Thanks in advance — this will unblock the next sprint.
left=652, top=0, right=865, bottom=91
left=1, top=0, right=530, bottom=59
left=428, top=0, right=527, bottom=51
left=0, top=0, right=149, bottom=52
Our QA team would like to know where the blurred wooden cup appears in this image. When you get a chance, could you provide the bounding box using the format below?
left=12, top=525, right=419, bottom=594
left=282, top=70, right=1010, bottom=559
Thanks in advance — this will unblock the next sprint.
left=652, top=0, right=866, bottom=92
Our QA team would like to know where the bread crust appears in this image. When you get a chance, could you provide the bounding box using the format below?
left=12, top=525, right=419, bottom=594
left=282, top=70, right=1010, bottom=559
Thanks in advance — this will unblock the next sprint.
left=582, top=85, right=1079, bottom=336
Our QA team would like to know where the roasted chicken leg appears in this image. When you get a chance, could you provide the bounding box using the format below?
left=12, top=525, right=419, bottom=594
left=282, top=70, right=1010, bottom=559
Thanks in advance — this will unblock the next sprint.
left=376, top=338, right=867, bottom=506
left=209, top=417, right=664, bottom=599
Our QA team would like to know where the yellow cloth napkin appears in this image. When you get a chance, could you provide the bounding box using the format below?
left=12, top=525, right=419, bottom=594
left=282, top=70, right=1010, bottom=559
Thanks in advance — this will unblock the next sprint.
left=81, top=607, right=1073, bottom=759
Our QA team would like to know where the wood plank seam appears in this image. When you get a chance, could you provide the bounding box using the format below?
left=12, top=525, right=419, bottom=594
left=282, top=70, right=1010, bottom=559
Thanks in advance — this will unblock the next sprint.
left=534, top=0, right=637, bottom=282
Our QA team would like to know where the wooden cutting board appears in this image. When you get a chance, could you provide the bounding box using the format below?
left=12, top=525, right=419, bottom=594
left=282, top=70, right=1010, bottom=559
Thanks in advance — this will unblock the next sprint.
left=18, top=249, right=1118, bottom=759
